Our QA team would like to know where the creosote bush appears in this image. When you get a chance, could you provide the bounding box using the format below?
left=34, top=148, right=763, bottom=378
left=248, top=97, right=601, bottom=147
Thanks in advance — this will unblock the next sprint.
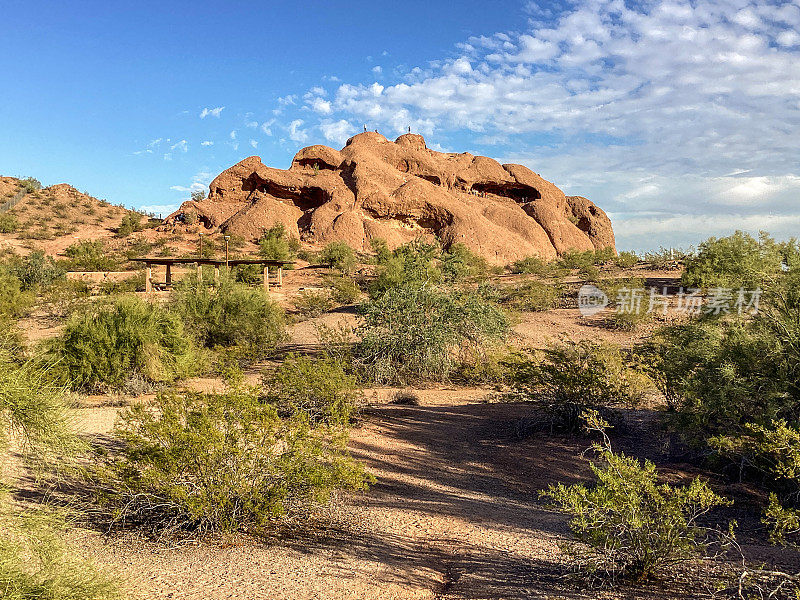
left=116, top=212, right=143, bottom=237
left=356, top=281, right=509, bottom=384
left=293, top=289, right=334, bottom=318
left=323, top=274, right=361, bottom=304
left=369, top=239, right=442, bottom=298
left=682, top=231, right=795, bottom=289
left=0, top=355, right=120, bottom=599
left=320, top=241, right=357, bottom=275
left=62, top=240, right=117, bottom=271
left=442, top=243, right=488, bottom=281
left=172, top=275, right=286, bottom=357
left=48, top=295, right=199, bottom=391
left=500, top=280, right=563, bottom=312
left=258, top=223, right=296, bottom=261
left=513, top=340, right=650, bottom=431
left=262, top=353, right=359, bottom=425
left=93, top=389, right=371, bottom=537
left=544, top=411, right=732, bottom=582
left=0, top=212, right=18, bottom=233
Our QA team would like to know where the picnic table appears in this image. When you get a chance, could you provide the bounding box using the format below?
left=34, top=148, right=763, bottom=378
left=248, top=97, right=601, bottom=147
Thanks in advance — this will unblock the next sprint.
left=130, top=257, right=293, bottom=293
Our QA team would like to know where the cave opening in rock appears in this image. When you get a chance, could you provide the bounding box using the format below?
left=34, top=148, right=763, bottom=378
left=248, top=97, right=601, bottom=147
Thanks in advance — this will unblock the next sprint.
left=471, top=183, right=541, bottom=202
left=257, top=181, right=330, bottom=211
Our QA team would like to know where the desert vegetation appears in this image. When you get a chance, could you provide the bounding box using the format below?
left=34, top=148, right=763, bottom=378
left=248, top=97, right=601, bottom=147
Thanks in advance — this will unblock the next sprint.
left=1, top=225, right=799, bottom=599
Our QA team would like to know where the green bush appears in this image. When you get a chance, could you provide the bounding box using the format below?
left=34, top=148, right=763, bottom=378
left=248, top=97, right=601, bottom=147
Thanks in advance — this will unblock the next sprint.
left=0, top=355, right=120, bottom=600
left=369, top=239, right=442, bottom=299
left=509, top=255, right=552, bottom=276
left=18, top=177, right=42, bottom=193
left=513, top=341, right=650, bottom=431
left=10, top=250, right=64, bottom=291
left=93, top=389, right=371, bottom=536
left=544, top=411, right=731, bottom=582
left=116, top=212, right=143, bottom=237
left=442, top=243, right=488, bottom=281
left=293, top=289, right=333, bottom=318
left=369, top=238, right=391, bottom=264
left=356, top=282, right=508, bottom=384
left=172, top=275, right=286, bottom=357
left=0, top=269, right=34, bottom=319
left=41, top=279, right=91, bottom=318
left=682, top=231, right=786, bottom=289
left=262, top=354, right=359, bottom=424
left=643, top=246, right=688, bottom=270
left=613, top=250, right=639, bottom=269
left=500, top=280, right=562, bottom=312
left=48, top=295, right=199, bottom=391
left=0, top=212, right=18, bottom=233
left=62, top=240, right=117, bottom=271
left=323, top=274, right=361, bottom=304
left=259, top=224, right=294, bottom=261
left=320, top=241, right=357, bottom=275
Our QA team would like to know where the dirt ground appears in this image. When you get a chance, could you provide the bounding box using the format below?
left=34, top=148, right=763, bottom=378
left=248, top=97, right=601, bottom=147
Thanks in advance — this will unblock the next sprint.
left=16, top=264, right=800, bottom=599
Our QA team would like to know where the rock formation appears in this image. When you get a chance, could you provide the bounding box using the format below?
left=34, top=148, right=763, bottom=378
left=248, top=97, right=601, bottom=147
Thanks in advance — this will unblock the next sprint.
left=165, top=132, right=615, bottom=264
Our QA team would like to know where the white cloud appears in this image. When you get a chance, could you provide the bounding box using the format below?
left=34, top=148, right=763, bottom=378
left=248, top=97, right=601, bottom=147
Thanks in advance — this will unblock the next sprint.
left=229, top=130, right=237, bottom=140
left=170, top=139, right=188, bottom=153
left=200, top=106, right=225, bottom=118
left=261, top=120, right=275, bottom=135
left=310, top=97, right=333, bottom=115
left=288, top=119, right=309, bottom=143
left=372, top=65, right=383, bottom=74
left=296, top=0, right=800, bottom=249
left=201, top=140, right=214, bottom=146
left=249, top=139, right=258, bottom=149
left=246, top=120, right=259, bottom=128
left=319, top=119, right=354, bottom=146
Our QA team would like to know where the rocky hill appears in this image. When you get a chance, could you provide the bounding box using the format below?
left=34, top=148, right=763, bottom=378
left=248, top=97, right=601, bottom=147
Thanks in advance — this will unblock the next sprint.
left=164, top=133, right=615, bottom=264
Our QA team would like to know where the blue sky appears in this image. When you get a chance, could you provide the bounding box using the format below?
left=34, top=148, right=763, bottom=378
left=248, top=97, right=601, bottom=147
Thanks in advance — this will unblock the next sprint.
left=2, top=0, right=799, bottom=251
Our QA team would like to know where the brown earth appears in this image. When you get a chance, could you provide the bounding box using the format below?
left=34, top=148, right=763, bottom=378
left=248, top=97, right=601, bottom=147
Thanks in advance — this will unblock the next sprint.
left=163, top=133, right=615, bottom=265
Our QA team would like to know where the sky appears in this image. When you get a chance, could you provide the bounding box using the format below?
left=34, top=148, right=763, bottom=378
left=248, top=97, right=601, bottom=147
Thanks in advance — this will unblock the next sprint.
left=2, top=0, right=799, bottom=252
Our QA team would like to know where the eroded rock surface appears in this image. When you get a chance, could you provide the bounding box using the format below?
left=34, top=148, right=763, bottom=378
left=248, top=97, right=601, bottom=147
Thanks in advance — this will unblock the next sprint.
left=165, top=133, right=615, bottom=263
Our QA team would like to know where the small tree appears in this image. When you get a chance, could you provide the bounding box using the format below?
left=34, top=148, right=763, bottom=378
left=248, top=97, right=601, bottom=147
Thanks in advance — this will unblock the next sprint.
left=190, top=189, right=206, bottom=202
left=259, top=224, right=294, bottom=261
left=544, top=411, right=732, bottom=582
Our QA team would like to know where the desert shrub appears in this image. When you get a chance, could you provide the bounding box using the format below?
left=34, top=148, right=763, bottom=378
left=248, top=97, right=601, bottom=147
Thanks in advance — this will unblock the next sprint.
left=262, top=354, right=359, bottom=424
left=0, top=212, right=18, bottom=233
left=682, top=231, right=786, bottom=289
left=97, top=271, right=145, bottom=295
left=190, top=189, right=206, bottom=202
left=48, top=295, right=199, bottom=391
left=93, top=389, right=371, bottom=536
left=62, top=240, right=117, bottom=271
left=578, top=264, right=601, bottom=282
left=369, top=238, right=391, bottom=264
left=293, top=289, right=334, bottom=318
left=500, top=280, right=563, bottom=312
left=510, top=255, right=550, bottom=276
left=613, top=250, right=639, bottom=269
left=10, top=250, right=64, bottom=291
left=320, top=241, right=357, bottom=275
left=41, top=279, right=91, bottom=318
left=389, top=390, right=420, bottom=405
left=544, top=411, right=731, bottom=582
left=442, top=243, right=488, bottom=281
left=0, top=269, right=34, bottom=319
left=323, top=274, right=361, bottom=304
left=558, top=249, right=598, bottom=270
left=172, top=275, right=285, bottom=356
left=116, top=212, right=143, bottom=237
left=356, top=282, right=508, bottom=384
left=0, top=356, right=120, bottom=600
left=456, top=345, right=526, bottom=385
left=597, top=276, right=646, bottom=306
left=513, top=340, right=650, bottom=431
left=605, top=308, right=653, bottom=331
left=18, top=177, right=42, bottom=193
left=643, top=246, right=688, bottom=270
left=183, top=211, right=197, bottom=225
left=369, top=239, right=442, bottom=298
left=258, top=224, right=294, bottom=261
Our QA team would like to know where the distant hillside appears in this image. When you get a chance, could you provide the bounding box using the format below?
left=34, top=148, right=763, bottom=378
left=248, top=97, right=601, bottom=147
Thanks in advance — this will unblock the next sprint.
left=0, top=176, right=258, bottom=266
